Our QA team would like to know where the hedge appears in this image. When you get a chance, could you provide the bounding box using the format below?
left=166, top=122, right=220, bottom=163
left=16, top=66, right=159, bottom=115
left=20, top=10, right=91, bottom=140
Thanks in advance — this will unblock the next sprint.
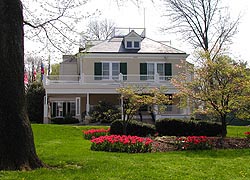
left=110, top=120, right=156, bottom=137
left=155, top=118, right=222, bottom=137
left=51, top=117, right=79, bottom=124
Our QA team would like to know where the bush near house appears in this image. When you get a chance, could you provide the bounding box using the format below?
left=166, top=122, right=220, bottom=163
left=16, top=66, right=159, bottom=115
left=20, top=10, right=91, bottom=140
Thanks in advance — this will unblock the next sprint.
left=156, top=118, right=222, bottom=137
left=110, top=120, right=156, bottom=137
left=51, top=116, right=79, bottom=124
left=26, top=82, right=45, bottom=123
left=89, top=101, right=121, bottom=123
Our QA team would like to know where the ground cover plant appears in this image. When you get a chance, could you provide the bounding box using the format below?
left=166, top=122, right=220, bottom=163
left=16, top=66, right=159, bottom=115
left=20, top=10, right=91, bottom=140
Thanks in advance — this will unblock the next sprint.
left=82, top=128, right=110, bottom=140
left=176, top=136, right=213, bottom=150
left=1, top=125, right=250, bottom=180
left=90, top=135, right=153, bottom=153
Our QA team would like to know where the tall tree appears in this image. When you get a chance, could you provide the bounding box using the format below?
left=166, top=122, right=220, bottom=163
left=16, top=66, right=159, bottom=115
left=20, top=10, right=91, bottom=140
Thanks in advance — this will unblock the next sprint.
left=0, top=0, right=45, bottom=170
left=172, top=54, right=250, bottom=137
left=82, top=19, right=115, bottom=41
left=163, top=0, right=239, bottom=59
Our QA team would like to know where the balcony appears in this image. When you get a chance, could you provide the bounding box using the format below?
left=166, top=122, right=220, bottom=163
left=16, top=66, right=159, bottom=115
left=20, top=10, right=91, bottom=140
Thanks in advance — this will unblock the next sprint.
left=44, top=73, right=173, bottom=86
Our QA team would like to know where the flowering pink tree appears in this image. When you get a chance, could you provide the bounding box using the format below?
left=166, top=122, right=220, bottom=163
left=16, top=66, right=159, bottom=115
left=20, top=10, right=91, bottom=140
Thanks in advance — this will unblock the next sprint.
left=172, top=54, right=250, bottom=137
left=117, top=86, right=170, bottom=134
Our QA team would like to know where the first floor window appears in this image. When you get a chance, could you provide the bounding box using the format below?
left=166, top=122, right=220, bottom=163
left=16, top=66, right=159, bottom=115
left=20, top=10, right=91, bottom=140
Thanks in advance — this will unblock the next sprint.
left=51, top=101, right=76, bottom=117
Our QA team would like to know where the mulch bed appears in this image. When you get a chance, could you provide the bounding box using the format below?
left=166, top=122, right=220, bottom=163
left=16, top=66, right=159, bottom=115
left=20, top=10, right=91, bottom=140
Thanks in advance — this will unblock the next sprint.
left=152, top=136, right=250, bottom=152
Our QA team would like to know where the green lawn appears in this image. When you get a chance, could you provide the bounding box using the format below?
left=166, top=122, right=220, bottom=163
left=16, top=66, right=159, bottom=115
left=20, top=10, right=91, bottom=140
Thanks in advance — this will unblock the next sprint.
left=1, top=124, right=250, bottom=180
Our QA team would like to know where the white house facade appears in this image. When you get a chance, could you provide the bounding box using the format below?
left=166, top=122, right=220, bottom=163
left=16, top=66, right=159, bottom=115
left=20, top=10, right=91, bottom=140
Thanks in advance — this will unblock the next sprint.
left=43, top=28, right=191, bottom=123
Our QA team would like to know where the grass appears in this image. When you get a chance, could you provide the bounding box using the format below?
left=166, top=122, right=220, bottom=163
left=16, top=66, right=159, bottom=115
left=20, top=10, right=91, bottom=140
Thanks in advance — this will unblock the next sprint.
left=1, top=125, right=250, bottom=179
left=227, top=125, right=250, bottom=138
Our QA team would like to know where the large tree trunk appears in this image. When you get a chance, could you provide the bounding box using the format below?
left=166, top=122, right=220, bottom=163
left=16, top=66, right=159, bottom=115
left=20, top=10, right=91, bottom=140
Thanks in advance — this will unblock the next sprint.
left=0, top=0, right=45, bottom=170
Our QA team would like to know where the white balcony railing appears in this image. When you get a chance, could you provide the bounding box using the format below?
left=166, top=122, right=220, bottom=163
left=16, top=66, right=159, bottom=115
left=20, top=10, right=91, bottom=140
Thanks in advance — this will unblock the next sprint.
left=44, top=74, right=172, bottom=85
left=45, top=75, right=80, bottom=84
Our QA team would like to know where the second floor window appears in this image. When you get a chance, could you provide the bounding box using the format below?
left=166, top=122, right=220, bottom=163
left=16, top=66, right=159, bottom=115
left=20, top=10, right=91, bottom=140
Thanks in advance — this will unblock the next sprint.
left=94, top=62, right=127, bottom=80
left=140, top=62, right=172, bottom=80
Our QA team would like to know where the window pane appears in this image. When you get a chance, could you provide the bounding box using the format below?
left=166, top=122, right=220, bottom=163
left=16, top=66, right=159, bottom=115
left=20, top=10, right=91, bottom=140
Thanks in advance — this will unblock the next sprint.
left=157, top=63, right=164, bottom=80
left=127, top=41, right=132, bottom=48
left=112, top=63, right=119, bottom=79
left=70, top=102, right=76, bottom=116
left=134, top=41, right=139, bottom=48
left=147, top=63, right=154, bottom=80
left=102, top=63, right=109, bottom=79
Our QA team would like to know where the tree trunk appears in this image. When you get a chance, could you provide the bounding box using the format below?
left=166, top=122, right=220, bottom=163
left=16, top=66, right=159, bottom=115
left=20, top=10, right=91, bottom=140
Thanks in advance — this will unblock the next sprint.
left=0, top=0, right=45, bottom=170
left=122, top=120, right=128, bottom=135
left=221, top=115, right=227, bottom=138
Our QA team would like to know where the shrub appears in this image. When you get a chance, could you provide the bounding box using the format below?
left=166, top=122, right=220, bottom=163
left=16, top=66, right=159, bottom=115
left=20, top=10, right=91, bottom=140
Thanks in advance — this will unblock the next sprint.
left=26, top=82, right=45, bottom=123
left=110, top=120, right=156, bottom=137
left=156, top=118, right=222, bottom=137
left=89, top=101, right=121, bottom=123
left=90, top=135, right=153, bottom=153
left=51, top=116, right=79, bottom=124
left=82, top=128, right=110, bottom=140
left=176, top=136, right=213, bottom=150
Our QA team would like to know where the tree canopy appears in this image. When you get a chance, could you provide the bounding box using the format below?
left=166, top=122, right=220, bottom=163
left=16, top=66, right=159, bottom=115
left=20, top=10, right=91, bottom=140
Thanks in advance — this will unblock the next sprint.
left=172, top=54, right=250, bottom=136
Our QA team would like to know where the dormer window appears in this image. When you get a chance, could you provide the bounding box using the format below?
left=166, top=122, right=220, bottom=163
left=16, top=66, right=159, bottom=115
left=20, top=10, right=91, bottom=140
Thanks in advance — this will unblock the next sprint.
left=127, top=41, right=132, bottom=48
left=124, top=30, right=142, bottom=49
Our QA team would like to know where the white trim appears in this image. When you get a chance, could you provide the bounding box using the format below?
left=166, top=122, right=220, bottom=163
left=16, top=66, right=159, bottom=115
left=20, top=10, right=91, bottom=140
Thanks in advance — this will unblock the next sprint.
left=86, top=93, right=90, bottom=115
left=76, top=97, right=81, bottom=116
left=80, top=53, right=189, bottom=60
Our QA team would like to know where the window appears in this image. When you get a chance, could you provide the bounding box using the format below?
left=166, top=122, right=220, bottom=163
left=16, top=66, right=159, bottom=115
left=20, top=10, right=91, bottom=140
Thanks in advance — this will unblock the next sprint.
left=127, top=41, right=132, bottom=48
left=140, top=63, right=172, bottom=80
left=134, top=41, right=140, bottom=48
left=51, top=101, right=76, bottom=117
left=94, top=62, right=127, bottom=80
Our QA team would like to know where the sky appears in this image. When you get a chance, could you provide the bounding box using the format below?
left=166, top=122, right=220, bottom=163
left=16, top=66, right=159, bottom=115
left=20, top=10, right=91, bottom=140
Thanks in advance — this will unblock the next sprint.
left=24, top=0, right=250, bottom=64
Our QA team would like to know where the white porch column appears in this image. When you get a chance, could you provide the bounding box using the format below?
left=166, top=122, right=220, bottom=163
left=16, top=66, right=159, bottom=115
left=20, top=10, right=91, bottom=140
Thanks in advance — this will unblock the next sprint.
left=43, top=93, right=49, bottom=124
left=42, top=74, right=47, bottom=86
left=86, top=93, right=90, bottom=115
left=121, top=95, right=124, bottom=120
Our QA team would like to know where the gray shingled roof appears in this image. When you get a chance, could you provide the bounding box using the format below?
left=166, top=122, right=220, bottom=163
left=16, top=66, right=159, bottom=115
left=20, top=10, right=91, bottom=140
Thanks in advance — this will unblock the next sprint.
left=83, top=37, right=186, bottom=54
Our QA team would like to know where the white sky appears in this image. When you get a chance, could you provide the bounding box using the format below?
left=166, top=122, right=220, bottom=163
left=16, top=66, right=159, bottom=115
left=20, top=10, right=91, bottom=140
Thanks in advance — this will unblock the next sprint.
left=25, top=0, right=250, bottom=64
left=86, top=0, right=250, bottom=64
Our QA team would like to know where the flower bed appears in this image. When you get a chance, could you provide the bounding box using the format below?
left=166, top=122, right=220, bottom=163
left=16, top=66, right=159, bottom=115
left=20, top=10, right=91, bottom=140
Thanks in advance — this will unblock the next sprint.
left=154, top=136, right=250, bottom=152
left=90, top=135, right=153, bottom=153
left=244, top=132, right=250, bottom=139
left=82, top=128, right=110, bottom=140
left=176, top=136, right=213, bottom=150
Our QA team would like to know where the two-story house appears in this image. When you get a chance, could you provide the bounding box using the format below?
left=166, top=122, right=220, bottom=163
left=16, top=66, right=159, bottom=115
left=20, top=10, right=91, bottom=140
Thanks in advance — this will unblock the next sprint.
left=43, top=28, right=191, bottom=123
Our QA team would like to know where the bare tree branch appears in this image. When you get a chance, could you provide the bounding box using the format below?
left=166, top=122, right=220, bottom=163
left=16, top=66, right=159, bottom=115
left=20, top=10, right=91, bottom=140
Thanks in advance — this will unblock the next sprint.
left=162, top=0, right=239, bottom=59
